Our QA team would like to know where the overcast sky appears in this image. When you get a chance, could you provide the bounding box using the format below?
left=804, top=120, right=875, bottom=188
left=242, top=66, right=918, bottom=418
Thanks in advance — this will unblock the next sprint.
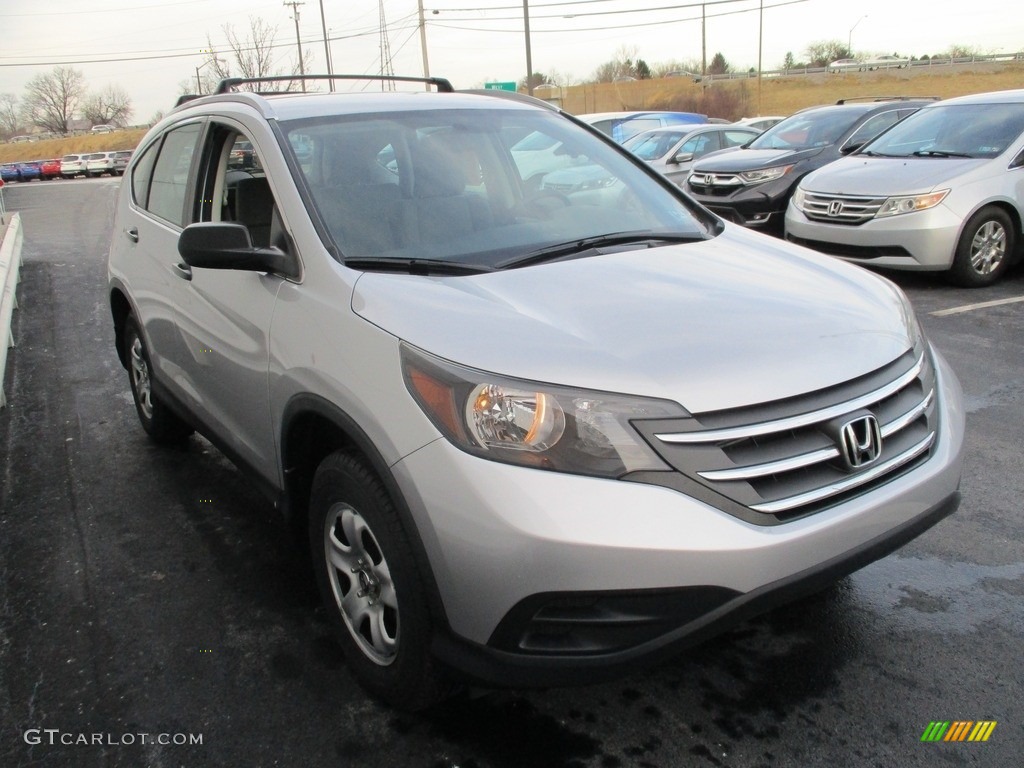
left=1, top=0, right=1021, bottom=123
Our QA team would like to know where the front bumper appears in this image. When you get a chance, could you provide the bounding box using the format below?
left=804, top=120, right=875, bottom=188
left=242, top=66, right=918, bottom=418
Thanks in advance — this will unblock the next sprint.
left=785, top=203, right=961, bottom=270
left=688, top=177, right=795, bottom=232
left=392, top=350, right=964, bottom=686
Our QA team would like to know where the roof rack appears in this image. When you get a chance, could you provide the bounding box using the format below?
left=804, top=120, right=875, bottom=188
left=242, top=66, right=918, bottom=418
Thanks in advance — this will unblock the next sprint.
left=214, top=74, right=454, bottom=94
left=835, top=96, right=940, bottom=104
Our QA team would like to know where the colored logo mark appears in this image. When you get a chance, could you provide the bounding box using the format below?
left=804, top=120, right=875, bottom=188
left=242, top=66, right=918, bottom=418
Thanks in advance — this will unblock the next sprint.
left=921, top=721, right=997, bottom=742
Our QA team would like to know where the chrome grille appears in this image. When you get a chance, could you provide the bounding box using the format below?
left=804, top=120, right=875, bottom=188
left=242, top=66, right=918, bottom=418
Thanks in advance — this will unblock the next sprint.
left=635, top=350, right=937, bottom=519
left=797, top=191, right=887, bottom=225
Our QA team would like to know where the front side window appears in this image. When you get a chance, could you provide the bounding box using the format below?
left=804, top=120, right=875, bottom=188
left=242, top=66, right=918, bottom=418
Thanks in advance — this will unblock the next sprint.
left=146, top=122, right=203, bottom=226
left=845, top=111, right=901, bottom=150
left=282, top=108, right=712, bottom=269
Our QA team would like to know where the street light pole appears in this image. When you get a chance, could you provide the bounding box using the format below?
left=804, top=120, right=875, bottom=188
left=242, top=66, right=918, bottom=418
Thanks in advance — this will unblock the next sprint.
left=195, top=56, right=223, bottom=95
left=849, top=15, right=867, bottom=55
left=417, top=0, right=431, bottom=87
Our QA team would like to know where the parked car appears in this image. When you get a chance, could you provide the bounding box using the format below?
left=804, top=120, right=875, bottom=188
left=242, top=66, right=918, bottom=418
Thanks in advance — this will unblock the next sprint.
left=786, top=88, right=1024, bottom=287
left=16, top=161, right=41, bottom=181
left=865, top=55, right=909, bottom=70
left=112, top=150, right=133, bottom=175
left=577, top=110, right=709, bottom=143
left=732, top=115, right=786, bottom=132
left=686, top=98, right=936, bottom=234
left=85, top=151, right=116, bottom=177
left=0, top=163, right=19, bottom=182
left=60, top=154, right=89, bottom=178
left=622, top=124, right=760, bottom=185
left=828, top=59, right=865, bottom=73
left=40, top=158, right=62, bottom=180
left=107, top=74, right=964, bottom=711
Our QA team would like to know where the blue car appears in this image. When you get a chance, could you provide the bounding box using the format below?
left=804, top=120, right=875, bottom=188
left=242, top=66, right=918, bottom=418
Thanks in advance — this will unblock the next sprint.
left=16, top=161, right=41, bottom=181
left=1, top=163, right=19, bottom=182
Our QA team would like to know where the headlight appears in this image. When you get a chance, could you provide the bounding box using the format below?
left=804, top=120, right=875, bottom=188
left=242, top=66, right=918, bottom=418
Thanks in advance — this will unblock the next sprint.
left=875, top=190, right=949, bottom=218
left=401, top=345, right=687, bottom=478
left=739, top=164, right=793, bottom=184
left=791, top=186, right=806, bottom=209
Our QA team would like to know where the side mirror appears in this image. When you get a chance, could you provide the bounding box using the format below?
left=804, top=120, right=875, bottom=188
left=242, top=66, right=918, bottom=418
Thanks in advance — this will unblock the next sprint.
left=178, top=223, right=297, bottom=279
left=841, top=141, right=865, bottom=155
left=671, top=151, right=695, bottom=165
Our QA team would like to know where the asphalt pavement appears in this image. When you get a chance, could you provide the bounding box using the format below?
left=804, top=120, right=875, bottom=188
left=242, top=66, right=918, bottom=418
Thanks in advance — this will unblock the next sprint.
left=1, top=178, right=1022, bottom=767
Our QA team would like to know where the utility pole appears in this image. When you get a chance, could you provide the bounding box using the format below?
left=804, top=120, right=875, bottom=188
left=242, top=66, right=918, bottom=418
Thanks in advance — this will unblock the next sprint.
left=701, top=3, right=706, bottom=80
left=523, top=1, right=533, bottom=95
left=318, top=0, right=333, bottom=91
left=284, top=1, right=306, bottom=91
left=417, top=0, right=431, bottom=86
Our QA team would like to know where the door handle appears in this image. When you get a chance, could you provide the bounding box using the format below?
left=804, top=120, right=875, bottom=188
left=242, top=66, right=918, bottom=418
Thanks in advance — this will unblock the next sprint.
left=172, top=262, right=193, bottom=281
left=125, top=227, right=139, bottom=243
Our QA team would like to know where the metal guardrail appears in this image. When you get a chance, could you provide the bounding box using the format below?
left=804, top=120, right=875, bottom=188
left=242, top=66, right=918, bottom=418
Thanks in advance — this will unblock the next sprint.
left=1, top=211, right=24, bottom=408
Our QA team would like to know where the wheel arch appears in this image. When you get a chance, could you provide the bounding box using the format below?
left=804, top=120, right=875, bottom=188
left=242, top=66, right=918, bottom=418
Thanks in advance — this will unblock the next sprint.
left=280, top=394, right=452, bottom=631
left=109, top=284, right=134, bottom=369
left=958, top=199, right=1023, bottom=265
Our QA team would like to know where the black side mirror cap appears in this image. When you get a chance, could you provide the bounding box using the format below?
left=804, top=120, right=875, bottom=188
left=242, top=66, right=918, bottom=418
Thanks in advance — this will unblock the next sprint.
left=178, top=222, right=298, bottom=279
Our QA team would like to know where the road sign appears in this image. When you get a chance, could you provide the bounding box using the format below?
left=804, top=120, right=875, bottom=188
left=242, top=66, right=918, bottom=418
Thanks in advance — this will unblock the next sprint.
left=484, top=81, right=517, bottom=92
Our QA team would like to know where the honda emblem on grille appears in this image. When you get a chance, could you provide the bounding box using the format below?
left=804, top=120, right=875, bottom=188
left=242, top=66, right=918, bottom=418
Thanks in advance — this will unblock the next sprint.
left=839, top=414, right=882, bottom=470
left=828, top=200, right=844, bottom=217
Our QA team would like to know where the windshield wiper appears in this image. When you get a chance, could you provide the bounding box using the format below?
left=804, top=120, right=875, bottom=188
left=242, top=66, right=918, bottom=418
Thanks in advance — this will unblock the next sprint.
left=911, top=149, right=973, bottom=158
left=497, top=231, right=703, bottom=270
left=859, top=150, right=897, bottom=157
left=342, top=256, right=494, bottom=275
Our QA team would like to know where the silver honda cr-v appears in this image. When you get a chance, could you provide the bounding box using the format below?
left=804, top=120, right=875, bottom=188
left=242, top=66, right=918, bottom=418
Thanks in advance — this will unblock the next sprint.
left=107, top=75, right=965, bottom=710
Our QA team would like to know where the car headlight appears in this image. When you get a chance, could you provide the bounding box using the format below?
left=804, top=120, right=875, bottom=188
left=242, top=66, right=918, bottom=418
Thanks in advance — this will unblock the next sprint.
left=791, top=186, right=806, bottom=209
left=739, top=164, right=793, bottom=184
left=875, top=190, right=949, bottom=218
left=401, top=345, right=687, bottom=478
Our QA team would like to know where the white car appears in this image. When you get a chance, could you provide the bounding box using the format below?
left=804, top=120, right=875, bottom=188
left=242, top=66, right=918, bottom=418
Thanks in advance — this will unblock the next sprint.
left=786, top=88, right=1024, bottom=286
left=828, top=59, right=865, bottom=73
left=865, top=55, right=909, bottom=70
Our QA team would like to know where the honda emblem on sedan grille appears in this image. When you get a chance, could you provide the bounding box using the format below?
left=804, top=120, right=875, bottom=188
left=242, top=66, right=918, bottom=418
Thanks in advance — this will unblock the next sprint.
left=828, top=200, right=844, bottom=217
left=839, top=414, right=882, bottom=469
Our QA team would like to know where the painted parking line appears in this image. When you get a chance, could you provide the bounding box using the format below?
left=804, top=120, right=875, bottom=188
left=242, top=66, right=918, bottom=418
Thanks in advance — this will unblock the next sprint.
left=930, top=295, right=1024, bottom=316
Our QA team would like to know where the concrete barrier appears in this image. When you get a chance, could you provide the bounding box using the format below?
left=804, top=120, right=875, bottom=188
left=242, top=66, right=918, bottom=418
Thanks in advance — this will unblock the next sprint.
left=1, top=211, right=24, bottom=408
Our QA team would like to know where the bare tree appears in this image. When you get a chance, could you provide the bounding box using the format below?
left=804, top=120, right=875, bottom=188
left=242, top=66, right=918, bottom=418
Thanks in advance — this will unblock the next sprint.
left=189, top=16, right=308, bottom=95
left=82, top=84, right=133, bottom=127
left=21, top=66, right=86, bottom=134
left=0, top=93, right=20, bottom=137
left=804, top=40, right=853, bottom=68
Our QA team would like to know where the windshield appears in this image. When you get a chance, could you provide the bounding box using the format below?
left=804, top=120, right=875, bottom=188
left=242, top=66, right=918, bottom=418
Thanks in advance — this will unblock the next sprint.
left=862, top=103, right=1024, bottom=159
left=748, top=108, right=864, bottom=150
left=282, top=108, right=711, bottom=270
left=623, top=130, right=690, bottom=161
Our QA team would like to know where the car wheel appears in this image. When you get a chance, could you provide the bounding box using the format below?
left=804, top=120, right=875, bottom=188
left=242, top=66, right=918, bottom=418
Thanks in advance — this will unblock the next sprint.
left=123, top=315, right=193, bottom=443
left=310, top=451, right=451, bottom=710
left=949, top=206, right=1015, bottom=287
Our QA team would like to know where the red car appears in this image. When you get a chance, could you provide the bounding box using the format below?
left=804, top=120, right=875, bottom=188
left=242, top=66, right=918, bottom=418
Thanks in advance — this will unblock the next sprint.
left=40, top=158, right=62, bottom=180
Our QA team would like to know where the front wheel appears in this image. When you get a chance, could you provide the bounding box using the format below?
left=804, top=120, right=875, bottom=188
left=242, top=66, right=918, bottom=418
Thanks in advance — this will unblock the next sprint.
left=949, top=206, right=1015, bottom=287
left=123, top=315, right=193, bottom=443
left=309, top=451, right=451, bottom=710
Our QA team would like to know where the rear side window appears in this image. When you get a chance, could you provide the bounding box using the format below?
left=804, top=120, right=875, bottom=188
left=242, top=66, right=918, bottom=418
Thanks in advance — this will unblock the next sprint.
left=145, top=123, right=202, bottom=226
left=131, top=141, right=160, bottom=209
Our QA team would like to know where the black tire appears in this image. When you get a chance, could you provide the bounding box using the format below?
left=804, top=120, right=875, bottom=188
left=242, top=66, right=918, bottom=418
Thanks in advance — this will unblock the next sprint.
left=309, top=451, right=451, bottom=710
left=123, top=315, right=193, bottom=443
left=949, top=206, right=1015, bottom=287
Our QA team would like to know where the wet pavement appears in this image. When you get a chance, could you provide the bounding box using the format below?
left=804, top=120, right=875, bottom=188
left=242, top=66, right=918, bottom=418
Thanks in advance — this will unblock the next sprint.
left=1, top=179, right=1022, bottom=767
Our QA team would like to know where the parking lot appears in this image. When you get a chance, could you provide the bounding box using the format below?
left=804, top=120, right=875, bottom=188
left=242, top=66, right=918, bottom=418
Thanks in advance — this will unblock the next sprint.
left=1, top=178, right=1022, bottom=767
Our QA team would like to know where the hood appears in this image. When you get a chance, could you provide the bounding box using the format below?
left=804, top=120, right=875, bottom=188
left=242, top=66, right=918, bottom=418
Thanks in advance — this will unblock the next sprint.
left=352, top=227, right=915, bottom=414
left=802, top=155, right=990, bottom=195
left=693, top=146, right=824, bottom=173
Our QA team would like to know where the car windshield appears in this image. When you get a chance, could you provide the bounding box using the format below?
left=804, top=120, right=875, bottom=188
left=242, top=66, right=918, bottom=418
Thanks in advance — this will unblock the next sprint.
left=748, top=108, right=864, bottom=150
left=623, top=130, right=690, bottom=161
left=861, top=103, right=1024, bottom=159
left=282, top=108, right=711, bottom=269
